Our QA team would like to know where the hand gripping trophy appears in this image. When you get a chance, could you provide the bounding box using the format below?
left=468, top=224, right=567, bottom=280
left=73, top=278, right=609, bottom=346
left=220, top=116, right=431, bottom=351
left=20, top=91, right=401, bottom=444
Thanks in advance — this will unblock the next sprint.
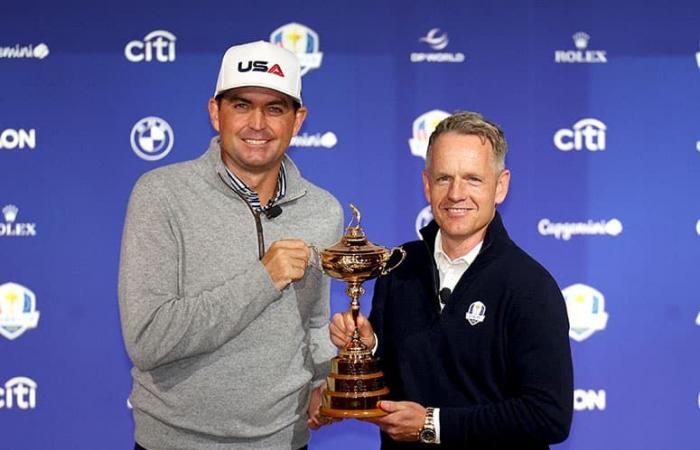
left=311, top=204, right=405, bottom=418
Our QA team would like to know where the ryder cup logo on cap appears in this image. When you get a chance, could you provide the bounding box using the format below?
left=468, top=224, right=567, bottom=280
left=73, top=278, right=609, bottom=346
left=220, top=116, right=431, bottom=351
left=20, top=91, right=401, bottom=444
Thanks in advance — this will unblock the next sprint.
left=562, top=283, right=609, bottom=342
left=0, top=282, right=40, bottom=341
left=130, top=117, right=174, bottom=161
left=270, top=23, right=323, bottom=76
left=214, top=41, right=302, bottom=104
left=409, top=110, right=450, bottom=159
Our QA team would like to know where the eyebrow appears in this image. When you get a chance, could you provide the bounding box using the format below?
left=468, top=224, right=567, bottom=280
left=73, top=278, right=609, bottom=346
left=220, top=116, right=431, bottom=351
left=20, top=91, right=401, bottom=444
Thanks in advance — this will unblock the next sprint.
left=224, top=95, right=291, bottom=108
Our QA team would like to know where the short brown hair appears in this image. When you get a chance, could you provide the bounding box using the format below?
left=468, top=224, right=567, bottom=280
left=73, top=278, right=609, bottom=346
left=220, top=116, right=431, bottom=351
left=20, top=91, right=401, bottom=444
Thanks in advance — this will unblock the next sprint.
left=427, top=111, right=508, bottom=172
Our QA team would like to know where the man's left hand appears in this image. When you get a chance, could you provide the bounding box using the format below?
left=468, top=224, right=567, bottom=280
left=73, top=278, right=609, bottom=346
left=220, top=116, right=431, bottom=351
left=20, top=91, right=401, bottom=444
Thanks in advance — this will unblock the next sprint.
left=363, top=400, right=426, bottom=442
left=307, top=382, right=336, bottom=430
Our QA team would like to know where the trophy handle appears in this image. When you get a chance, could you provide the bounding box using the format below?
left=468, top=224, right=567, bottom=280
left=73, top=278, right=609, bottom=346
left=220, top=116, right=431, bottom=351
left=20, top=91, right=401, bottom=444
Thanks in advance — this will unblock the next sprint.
left=380, top=246, right=406, bottom=276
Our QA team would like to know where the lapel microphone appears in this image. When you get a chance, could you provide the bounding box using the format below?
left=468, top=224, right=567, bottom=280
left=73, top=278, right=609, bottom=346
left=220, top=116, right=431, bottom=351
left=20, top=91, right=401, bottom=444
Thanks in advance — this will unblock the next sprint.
left=264, top=205, right=283, bottom=219
left=439, top=287, right=452, bottom=304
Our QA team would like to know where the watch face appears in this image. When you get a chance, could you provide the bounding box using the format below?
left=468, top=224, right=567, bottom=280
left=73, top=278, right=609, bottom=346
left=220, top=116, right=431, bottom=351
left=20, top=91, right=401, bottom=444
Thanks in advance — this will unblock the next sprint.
left=420, top=428, right=437, bottom=443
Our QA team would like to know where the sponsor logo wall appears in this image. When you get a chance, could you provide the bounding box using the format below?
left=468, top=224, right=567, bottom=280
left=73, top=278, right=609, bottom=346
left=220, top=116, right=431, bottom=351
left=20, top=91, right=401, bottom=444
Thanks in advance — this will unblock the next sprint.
left=1, top=2, right=698, bottom=450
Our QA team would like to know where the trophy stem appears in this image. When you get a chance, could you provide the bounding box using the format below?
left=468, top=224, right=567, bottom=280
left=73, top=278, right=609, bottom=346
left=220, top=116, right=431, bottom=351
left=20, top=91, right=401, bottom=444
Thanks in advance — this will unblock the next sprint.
left=346, top=281, right=366, bottom=351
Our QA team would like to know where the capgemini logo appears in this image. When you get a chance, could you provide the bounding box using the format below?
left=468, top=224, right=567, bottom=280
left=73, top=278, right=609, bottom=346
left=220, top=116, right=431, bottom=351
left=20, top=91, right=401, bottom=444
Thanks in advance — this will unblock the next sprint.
left=0, top=43, right=49, bottom=59
left=538, top=218, right=623, bottom=240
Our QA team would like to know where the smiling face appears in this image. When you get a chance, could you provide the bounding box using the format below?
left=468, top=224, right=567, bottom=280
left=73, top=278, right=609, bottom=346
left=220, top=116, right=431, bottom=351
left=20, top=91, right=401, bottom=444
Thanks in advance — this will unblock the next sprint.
left=208, top=86, right=307, bottom=179
left=423, top=132, right=510, bottom=258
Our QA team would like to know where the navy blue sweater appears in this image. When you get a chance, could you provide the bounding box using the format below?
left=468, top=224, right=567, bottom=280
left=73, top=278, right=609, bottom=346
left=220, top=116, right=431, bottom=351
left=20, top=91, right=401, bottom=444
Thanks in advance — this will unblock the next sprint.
left=370, top=213, right=573, bottom=450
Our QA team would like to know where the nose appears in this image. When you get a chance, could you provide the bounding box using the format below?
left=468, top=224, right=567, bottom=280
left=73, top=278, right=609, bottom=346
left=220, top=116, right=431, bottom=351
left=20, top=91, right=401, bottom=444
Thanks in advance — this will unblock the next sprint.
left=247, top=108, right=266, bottom=130
left=447, top=178, right=468, bottom=202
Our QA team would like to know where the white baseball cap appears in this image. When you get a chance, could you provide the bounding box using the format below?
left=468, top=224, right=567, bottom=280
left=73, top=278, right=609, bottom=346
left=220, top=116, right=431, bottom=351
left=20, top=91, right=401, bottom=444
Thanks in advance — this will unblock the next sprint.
left=214, top=40, right=302, bottom=104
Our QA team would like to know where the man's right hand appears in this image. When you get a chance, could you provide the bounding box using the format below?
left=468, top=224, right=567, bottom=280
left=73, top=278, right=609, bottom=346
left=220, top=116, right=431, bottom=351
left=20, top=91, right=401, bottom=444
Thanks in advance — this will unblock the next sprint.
left=262, top=240, right=310, bottom=291
left=330, top=311, right=375, bottom=350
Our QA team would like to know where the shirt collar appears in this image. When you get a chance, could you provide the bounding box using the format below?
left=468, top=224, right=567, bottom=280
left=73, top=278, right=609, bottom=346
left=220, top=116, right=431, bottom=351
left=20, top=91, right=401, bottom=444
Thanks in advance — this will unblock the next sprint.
left=224, top=161, right=287, bottom=212
left=434, top=229, right=483, bottom=268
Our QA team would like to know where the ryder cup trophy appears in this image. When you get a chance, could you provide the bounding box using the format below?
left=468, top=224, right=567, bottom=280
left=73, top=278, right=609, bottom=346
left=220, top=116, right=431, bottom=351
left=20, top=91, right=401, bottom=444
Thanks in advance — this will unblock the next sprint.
left=314, top=204, right=405, bottom=418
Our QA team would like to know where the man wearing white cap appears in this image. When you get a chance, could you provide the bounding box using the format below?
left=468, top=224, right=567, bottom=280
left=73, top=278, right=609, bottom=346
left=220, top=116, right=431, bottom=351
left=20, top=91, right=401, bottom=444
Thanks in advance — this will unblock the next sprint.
left=119, top=41, right=343, bottom=450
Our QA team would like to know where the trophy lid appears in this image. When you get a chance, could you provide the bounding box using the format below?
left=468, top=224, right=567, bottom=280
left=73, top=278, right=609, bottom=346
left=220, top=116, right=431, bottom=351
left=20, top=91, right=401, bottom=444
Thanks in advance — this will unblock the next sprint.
left=322, top=204, right=389, bottom=257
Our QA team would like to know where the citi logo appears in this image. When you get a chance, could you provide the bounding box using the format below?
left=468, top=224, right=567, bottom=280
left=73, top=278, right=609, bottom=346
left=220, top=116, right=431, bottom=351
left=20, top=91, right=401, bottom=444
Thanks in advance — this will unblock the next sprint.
left=0, top=377, right=37, bottom=410
left=0, top=43, right=49, bottom=59
left=0, top=128, right=36, bottom=150
left=124, top=30, right=176, bottom=63
left=554, top=118, right=606, bottom=151
left=554, top=32, right=607, bottom=63
left=538, top=218, right=622, bottom=240
left=574, top=389, right=606, bottom=411
left=237, top=60, right=284, bottom=77
left=1, top=205, right=37, bottom=237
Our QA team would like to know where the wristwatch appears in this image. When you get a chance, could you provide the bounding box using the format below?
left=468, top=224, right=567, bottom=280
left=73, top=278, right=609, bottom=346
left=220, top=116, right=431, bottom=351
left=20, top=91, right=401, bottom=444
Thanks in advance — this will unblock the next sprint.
left=418, top=407, right=437, bottom=444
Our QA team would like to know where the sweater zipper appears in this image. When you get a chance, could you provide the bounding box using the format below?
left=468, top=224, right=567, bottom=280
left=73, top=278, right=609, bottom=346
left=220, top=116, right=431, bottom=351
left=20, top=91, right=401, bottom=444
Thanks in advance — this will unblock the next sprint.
left=216, top=172, right=307, bottom=260
left=217, top=172, right=266, bottom=260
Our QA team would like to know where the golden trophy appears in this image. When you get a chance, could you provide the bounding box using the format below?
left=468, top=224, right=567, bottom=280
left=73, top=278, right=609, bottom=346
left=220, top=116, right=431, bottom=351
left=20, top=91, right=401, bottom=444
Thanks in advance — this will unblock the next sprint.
left=314, top=204, right=406, bottom=418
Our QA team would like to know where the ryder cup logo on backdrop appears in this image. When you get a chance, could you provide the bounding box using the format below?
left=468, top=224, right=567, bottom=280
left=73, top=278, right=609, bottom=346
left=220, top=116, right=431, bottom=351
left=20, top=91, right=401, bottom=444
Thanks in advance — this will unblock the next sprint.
left=695, top=41, right=700, bottom=69
left=411, top=28, right=465, bottom=63
left=130, top=117, right=174, bottom=161
left=538, top=218, right=622, bottom=240
left=0, top=43, right=49, bottom=60
left=1, top=205, right=37, bottom=237
left=0, top=377, right=37, bottom=410
left=124, top=30, right=176, bottom=63
left=554, top=118, right=607, bottom=151
left=554, top=32, right=607, bottom=63
left=409, top=110, right=450, bottom=159
left=415, top=205, right=433, bottom=238
left=290, top=131, right=338, bottom=149
left=695, top=219, right=700, bottom=236
left=0, top=128, right=36, bottom=150
left=0, top=282, right=40, bottom=341
left=562, top=283, right=609, bottom=342
left=270, top=23, right=322, bottom=76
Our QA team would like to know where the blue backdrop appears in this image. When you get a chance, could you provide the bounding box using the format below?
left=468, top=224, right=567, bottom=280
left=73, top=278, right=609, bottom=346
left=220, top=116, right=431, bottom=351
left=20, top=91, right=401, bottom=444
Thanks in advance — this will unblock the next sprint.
left=1, top=1, right=699, bottom=449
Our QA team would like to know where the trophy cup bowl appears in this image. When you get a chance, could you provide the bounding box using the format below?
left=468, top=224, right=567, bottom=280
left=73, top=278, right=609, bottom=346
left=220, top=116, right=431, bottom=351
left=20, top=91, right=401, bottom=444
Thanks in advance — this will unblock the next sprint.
left=317, top=205, right=405, bottom=418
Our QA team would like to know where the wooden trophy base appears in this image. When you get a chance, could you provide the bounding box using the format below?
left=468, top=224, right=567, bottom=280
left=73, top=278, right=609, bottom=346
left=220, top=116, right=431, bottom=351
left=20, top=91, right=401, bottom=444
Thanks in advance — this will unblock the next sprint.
left=320, top=347, right=389, bottom=418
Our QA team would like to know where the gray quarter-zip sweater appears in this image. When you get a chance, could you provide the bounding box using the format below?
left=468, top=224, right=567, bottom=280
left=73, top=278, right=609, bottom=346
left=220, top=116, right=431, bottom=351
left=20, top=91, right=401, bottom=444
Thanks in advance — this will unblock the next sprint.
left=118, top=137, right=343, bottom=450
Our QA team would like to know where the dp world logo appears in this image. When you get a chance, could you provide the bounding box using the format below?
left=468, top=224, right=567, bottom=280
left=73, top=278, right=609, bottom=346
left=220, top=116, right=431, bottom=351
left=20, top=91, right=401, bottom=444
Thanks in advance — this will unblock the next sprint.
left=0, top=282, right=40, bottom=341
left=130, top=117, right=174, bottom=161
left=409, top=110, right=450, bottom=159
left=562, top=283, right=609, bottom=342
left=270, top=23, right=323, bottom=76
